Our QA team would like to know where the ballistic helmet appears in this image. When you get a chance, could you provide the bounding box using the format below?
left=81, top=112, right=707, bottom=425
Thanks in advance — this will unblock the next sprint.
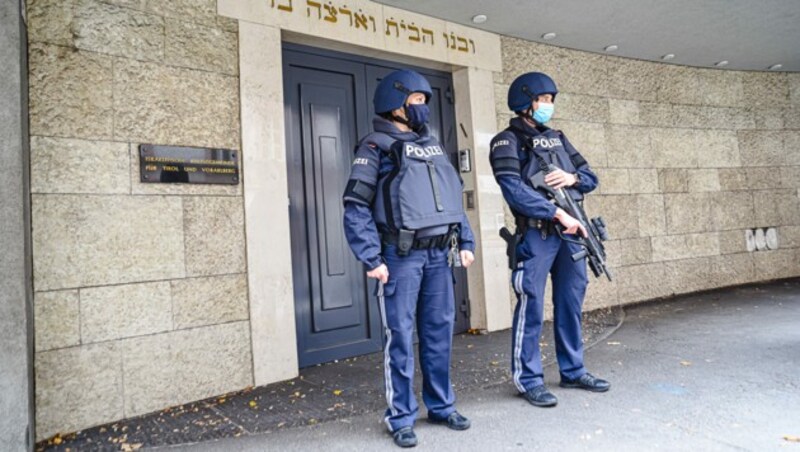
left=507, top=72, right=558, bottom=112
left=373, top=69, right=432, bottom=114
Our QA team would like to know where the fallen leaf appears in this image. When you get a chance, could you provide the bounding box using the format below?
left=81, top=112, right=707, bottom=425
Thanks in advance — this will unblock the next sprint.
left=52, top=436, right=63, bottom=445
left=490, top=361, right=499, bottom=366
left=680, top=360, right=692, bottom=367
left=249, top=400, right=257, bottom=408
left=333, top=389, right=343, bottom=396
left=784, top=435, right=800, bottom=442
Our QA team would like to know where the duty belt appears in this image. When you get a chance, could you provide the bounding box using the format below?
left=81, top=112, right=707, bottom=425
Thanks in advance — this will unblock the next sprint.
left=516, top=217, right=556, bottom=233
left=381, top=231, right=451, bottom=250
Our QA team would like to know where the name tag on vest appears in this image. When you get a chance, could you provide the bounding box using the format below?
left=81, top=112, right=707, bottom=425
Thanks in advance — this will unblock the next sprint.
left=529, top=137, right=563, bottom=149
left=404, top=143, right=445, bottom=159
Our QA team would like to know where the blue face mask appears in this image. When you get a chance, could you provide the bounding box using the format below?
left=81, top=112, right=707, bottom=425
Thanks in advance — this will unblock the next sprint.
left=404, top=103, right=430, bottom=129
left=532, top=102, right=554, bottom=124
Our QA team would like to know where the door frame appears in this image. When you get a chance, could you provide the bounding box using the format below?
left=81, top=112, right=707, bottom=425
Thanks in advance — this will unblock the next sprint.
left=237, top=19, right=507, bottom=388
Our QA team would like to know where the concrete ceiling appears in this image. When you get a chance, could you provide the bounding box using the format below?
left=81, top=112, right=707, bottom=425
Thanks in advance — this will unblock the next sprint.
left=374, top=0, right=800, bottom=72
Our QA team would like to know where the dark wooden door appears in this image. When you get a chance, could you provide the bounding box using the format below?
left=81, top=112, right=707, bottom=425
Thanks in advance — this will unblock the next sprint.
left=284, top=51, right=379, bottom=367
left=284, top=45, right=470, bottom=368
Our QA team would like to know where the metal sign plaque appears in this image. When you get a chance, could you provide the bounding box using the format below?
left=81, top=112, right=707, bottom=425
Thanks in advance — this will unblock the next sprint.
left=139, top=144, right=239, bottom=185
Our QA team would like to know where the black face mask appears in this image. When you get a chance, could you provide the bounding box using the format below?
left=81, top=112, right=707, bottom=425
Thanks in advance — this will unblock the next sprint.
left=392, top=104, right=431, bottom=129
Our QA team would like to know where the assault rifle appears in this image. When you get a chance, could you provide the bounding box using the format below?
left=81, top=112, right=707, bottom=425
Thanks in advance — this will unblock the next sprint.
left=529, top=164, right=613, bottom=281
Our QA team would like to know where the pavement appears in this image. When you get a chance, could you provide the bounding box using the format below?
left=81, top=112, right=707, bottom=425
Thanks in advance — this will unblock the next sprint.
left=157, top=279, right=800, bottom=452
left=38, top=279, right=800, bottom=451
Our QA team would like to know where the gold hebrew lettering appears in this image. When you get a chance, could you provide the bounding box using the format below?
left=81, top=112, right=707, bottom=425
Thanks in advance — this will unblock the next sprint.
left=457, top=36, right=468, bottom=52
left=407, top=24, right=421, bottom=42
left=323, top=2, right=338, bottom=22
left=368, top=15, right=376, bottom=31
left=354, top=12, right=368, bottom=29
left=306, top=0, right=321, bottom=18
left=339, top=6, right=353, bottom=26
left=385, top=18, right=399, bottom=37
left=273, top=0, right=293, bottom=12
left=469, top=38, right=476, bottom=53
left=421, top=28, right=434, bottom=45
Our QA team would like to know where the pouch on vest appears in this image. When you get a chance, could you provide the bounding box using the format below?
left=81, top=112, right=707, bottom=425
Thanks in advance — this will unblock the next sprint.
left=394, top=140, right=464, bottom=230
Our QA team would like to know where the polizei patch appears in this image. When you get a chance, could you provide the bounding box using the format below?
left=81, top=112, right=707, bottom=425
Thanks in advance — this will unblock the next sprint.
left=404, top=143, right=445, bottom=159
left=530, top=137, right=564, bottom=149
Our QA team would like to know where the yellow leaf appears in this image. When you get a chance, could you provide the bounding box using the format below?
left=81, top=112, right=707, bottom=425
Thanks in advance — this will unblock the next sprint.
left=680, top=360, right=692, bottom=367
left=333, top=389, right=343, bottom=396
left=53, top=436, right=63, bottom=445
left=490, top=361, right=499, bottom=366
left=249, top=400, right=257, bottom=408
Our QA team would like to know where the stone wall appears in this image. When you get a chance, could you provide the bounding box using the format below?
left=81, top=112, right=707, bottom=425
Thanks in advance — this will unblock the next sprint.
left=27, top=0, right=252, bottom=440
left=497, top=37, right=800, bottom=316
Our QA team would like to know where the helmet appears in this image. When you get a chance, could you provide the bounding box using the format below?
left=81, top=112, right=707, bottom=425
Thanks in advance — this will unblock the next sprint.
left=373, top=69, right=432, bottom=114
left=507, top=72, right=558, bottom=112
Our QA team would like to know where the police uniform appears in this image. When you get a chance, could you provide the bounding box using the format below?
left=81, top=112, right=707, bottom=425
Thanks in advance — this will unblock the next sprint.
left=342, top=70, right=475, bottom=443
left=490, top=72, right=609, bottom=405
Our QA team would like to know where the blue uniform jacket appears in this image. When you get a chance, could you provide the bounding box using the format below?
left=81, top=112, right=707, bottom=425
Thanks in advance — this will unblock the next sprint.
left=489, top=117, right=599, bottom=221
left=343, top=117, right=476, bottom=271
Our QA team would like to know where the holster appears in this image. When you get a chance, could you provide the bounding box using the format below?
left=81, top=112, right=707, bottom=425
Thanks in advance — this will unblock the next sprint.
left=499, top=226, right=522, bottom=270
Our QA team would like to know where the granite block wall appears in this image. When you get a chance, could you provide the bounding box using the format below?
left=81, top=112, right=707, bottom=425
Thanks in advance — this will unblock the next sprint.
left=26, top=0, right=251, bottom=439
left=497, top=37, right=800, bottom=317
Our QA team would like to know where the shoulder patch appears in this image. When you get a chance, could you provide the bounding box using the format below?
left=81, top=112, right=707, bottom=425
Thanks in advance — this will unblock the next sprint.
left=491, top=139, right=510, bottom=151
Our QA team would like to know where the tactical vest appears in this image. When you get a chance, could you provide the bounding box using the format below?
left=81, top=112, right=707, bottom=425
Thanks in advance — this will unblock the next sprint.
left=508, top=126, right=586, bottom=202
left=365, top=132, right=464, bottom=232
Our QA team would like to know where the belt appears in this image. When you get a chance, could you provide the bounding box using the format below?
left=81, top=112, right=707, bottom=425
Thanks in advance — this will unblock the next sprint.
left=381, top=231, right=451, bottom=250
left=516, top=217, right=556, bottom=232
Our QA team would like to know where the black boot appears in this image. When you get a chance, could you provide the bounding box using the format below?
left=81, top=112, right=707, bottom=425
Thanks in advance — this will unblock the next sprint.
left=560, top=372, right=611, bottom=392
left=392, top=426, right=418, bottom=448
left=521, top=385, right=558, bottom=407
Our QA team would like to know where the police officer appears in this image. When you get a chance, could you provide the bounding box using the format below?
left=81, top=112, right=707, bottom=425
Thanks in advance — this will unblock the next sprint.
left=343, top=69, right=475, bottom=448
left=490, top=72, right=610, bottom=408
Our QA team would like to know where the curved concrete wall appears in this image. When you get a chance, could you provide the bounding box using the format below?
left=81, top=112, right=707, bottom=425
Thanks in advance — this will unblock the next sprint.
left=496, top=37, right=800, bottom=313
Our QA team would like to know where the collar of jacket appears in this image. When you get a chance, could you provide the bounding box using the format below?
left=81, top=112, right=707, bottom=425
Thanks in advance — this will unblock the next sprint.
left=372, top=116, right=431, bottom=142
left=509, top=116, right=551, bottom=137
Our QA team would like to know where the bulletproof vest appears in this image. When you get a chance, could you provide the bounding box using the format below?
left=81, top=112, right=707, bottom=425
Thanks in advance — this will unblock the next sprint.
left=368, top=133, right=463, bottom=231
left=510, top=127, right=585, bottom=202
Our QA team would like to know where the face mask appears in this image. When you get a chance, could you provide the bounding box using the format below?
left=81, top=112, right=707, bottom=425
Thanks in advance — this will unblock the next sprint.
left=532, top=102, right=554, bottom=124
left=404, top=103, right=431, bottom=129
